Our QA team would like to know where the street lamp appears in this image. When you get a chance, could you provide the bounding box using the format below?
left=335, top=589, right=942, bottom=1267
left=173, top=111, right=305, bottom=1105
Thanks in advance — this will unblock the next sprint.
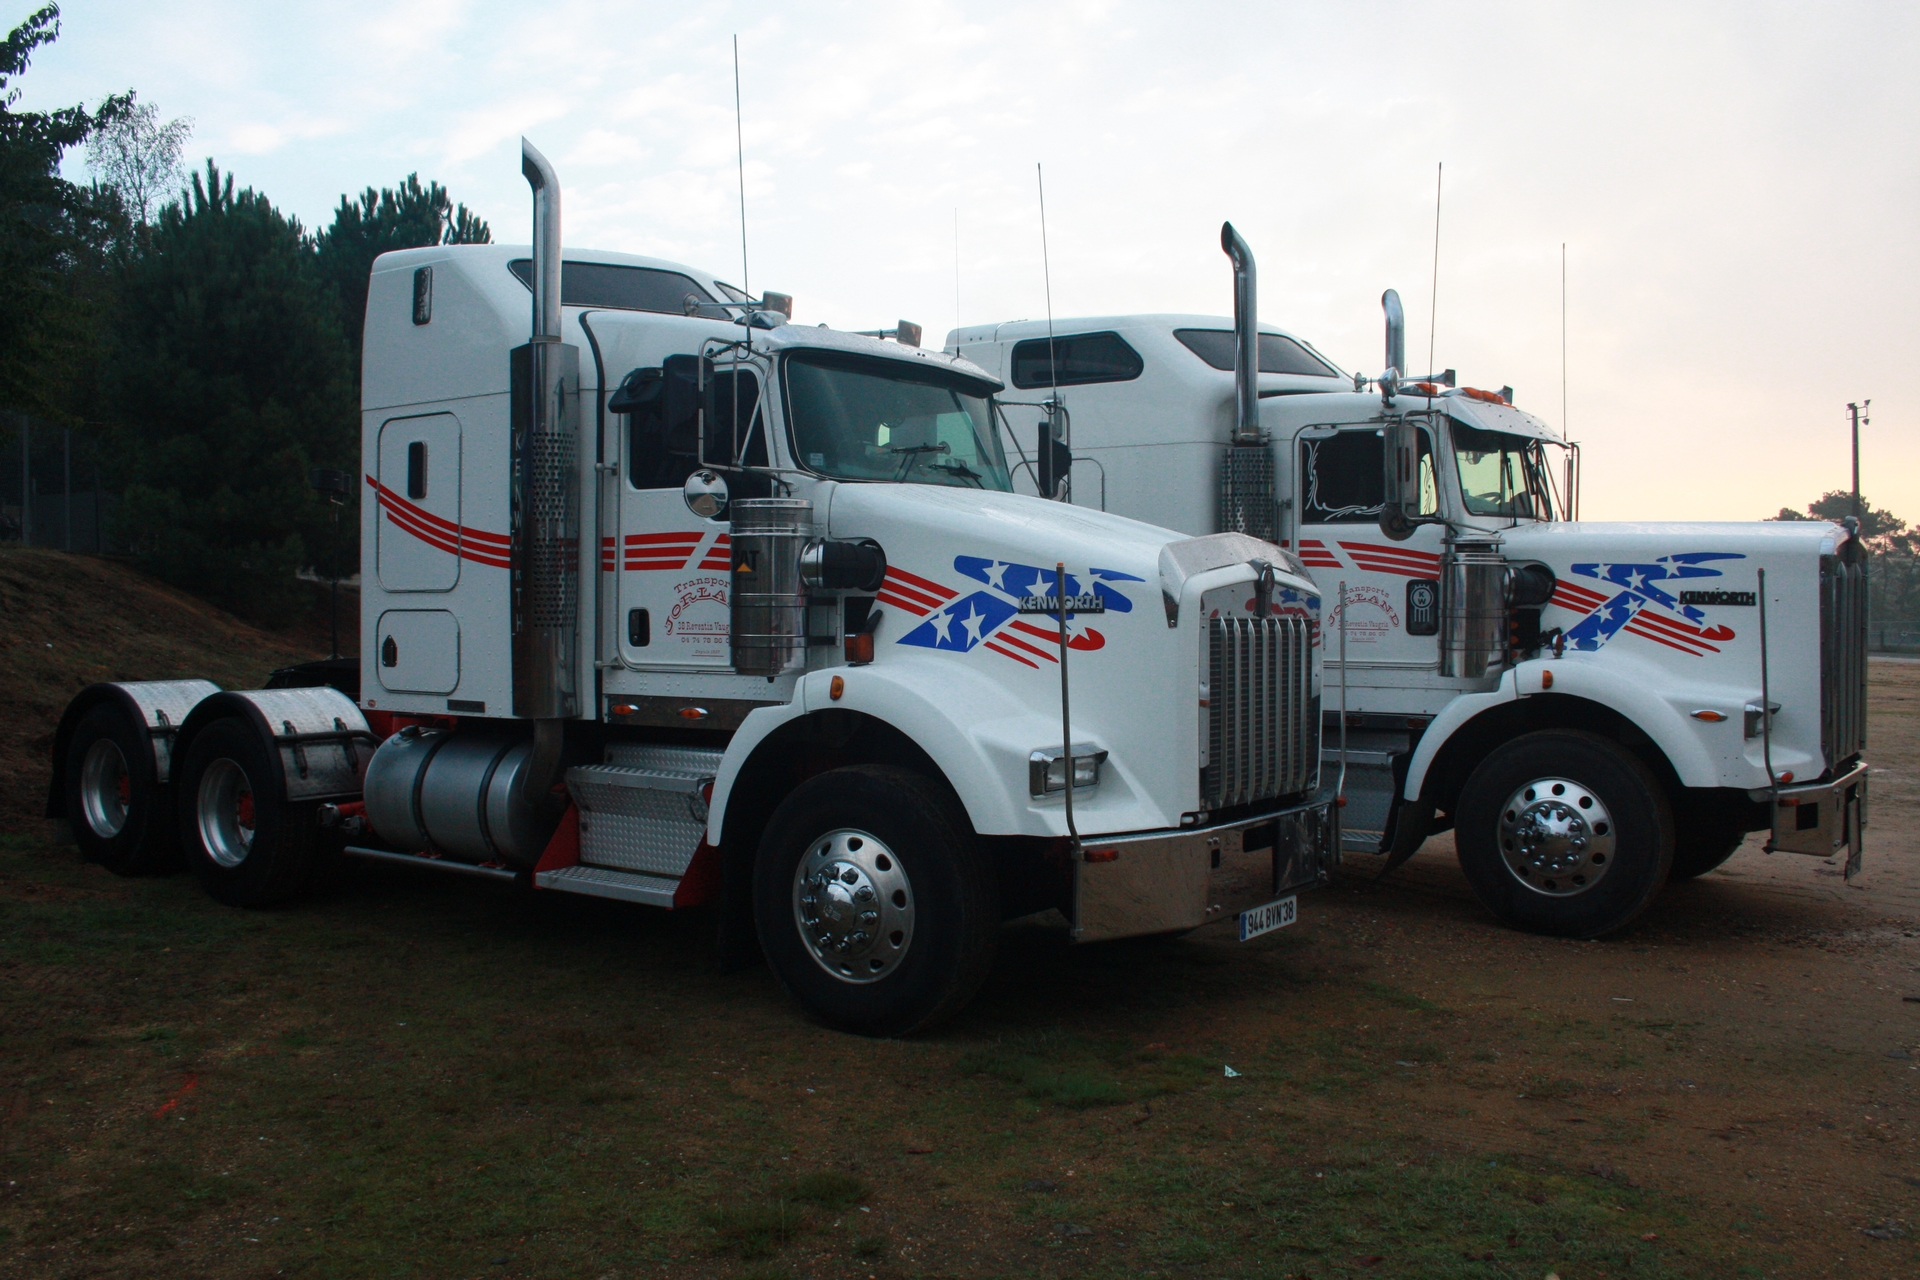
left=1848, top=399, right=1871, bottom=527
left=308, top=467, right=352, bottom=659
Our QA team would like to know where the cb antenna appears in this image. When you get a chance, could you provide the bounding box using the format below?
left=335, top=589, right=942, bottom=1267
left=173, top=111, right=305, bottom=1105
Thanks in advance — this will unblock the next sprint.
left=1036, top=163, right=1068, bottom=501
left=733, top=34, right=749, bottom=298
left=1038, top=162, right=1057, bottom=394
left=1427, top=160, right=1442, bottom=379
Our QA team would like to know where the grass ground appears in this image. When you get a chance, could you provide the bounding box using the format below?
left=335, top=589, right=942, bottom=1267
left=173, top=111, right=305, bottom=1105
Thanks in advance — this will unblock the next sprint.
left=1, top=550, right=1914, bottom=1278
left=0, top=836, right=1741, bottom=1280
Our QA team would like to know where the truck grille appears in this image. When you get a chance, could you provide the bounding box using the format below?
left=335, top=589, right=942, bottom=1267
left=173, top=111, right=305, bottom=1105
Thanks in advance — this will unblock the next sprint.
left=1819, top=553, right=1867, bottom=769
left=1204, top=616, right=1317, bottom=809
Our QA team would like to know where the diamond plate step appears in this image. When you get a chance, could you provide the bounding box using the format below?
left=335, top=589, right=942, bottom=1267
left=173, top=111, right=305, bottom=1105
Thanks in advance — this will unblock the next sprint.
left=567, top=744, right=724, bottom=877
left=535, top=863, right=678, bottom=908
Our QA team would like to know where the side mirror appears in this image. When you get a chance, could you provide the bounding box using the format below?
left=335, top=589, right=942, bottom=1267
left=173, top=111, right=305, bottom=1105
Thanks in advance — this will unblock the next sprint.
left=1378, top=418, right=1421, bottom=542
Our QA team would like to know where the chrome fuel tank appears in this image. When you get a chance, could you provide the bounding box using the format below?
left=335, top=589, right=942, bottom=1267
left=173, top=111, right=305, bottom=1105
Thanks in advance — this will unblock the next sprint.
left=362, top=727, right=549, bottom=865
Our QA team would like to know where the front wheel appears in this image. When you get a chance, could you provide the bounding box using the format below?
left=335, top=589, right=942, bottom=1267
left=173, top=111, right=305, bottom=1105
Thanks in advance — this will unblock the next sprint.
left=1455, top=730, right=1673, bottom=938
left=753, top=765, right=998, bottom=1036
left=175, top=718, right=314, bottom=908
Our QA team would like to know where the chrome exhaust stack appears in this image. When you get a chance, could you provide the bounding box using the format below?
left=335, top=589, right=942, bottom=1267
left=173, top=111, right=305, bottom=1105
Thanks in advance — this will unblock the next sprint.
left=1217, top=222, right=1276, bottom=543
left=1379, top=288, right=1405, bottom=405
left=510, top=138, right=582, bottom=721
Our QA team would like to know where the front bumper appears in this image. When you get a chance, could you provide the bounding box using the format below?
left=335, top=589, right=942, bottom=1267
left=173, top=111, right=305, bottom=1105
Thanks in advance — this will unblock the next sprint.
left=1070, top=792, right=1338, bottom=942
left=1764, top=760, right=1868, bottom=875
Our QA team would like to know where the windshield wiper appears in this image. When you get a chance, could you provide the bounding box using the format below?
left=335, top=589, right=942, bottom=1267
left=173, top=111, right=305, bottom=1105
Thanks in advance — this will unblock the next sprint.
left=889, top=441, right=949, bottom=481
left=928, top=460, right=985, bottom=487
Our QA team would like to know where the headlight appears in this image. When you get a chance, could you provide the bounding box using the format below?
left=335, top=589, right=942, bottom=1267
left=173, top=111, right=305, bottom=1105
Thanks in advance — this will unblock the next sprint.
left=1029, top=746, right=1108, bottom=797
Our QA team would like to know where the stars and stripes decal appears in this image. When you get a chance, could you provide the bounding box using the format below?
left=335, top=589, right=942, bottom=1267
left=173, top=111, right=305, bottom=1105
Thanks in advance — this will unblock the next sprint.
left=601, top=531, right=732, bottom=573
left=878, top=557, right=1141, bottom=669
left=1557, top=554, right=1741, bottom=656
left=366, top=475, right=511, bottom=569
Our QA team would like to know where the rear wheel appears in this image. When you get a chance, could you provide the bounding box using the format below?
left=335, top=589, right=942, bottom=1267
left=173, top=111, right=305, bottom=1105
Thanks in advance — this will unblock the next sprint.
left=754, top=765, right=998, bottom=1036
left=64, top=703, right=175, bottom=875
left=1455, top=730, right=1673, bottom=938
left=176, top=718, right=314, bottom=907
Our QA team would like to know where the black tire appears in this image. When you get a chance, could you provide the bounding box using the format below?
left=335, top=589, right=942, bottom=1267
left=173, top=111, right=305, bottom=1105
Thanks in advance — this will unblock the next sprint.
left=1455, top=730, right=1673, bottom=938
left=1668, top=794, right=1754, bottom=880
left=753, top=765, right=998, bottom=1037
left=64, top=703, right=176, bottom=876
left=175, top=717, right=315, bottom=908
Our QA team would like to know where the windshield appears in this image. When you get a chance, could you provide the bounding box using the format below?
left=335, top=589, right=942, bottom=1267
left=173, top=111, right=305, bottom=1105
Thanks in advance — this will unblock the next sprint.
left=1452, top=422, right=1556, bottom=520
left=783, top=351, right=1012, bottom=490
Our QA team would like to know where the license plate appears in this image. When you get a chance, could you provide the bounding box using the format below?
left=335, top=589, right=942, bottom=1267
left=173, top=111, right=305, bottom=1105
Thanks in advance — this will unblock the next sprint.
left=1237, top=895, right=1297, bottom=942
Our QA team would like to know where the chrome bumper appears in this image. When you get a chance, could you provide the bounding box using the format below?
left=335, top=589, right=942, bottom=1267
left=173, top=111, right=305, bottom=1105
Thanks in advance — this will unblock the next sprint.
left=1070, top=793, right=1338, bottom=942
left=1766, top=761, right=1868, bottom=875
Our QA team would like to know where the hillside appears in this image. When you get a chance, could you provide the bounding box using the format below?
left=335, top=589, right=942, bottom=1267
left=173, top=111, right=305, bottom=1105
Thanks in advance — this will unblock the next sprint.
left=0, top=548, right=348, bottom=831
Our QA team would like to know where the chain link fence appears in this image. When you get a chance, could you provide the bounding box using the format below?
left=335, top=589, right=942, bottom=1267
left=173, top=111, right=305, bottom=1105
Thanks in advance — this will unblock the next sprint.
left=0, top=415, right=120, bottom=553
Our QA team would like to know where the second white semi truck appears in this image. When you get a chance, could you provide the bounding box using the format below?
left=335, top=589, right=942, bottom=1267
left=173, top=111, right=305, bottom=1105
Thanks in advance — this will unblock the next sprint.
left=949, top=224, right=1868, bottom=939
left=44, top=147, right=1337, bottom=1035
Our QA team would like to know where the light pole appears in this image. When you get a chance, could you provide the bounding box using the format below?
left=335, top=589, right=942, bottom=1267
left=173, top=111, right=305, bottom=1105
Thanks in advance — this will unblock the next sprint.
left=1848, top=399, right=1870, bottom=526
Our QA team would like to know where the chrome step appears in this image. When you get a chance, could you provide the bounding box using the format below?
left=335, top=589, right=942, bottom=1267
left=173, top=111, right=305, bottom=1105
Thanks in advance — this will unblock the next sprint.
left=535, top=863, right=678, bottom=908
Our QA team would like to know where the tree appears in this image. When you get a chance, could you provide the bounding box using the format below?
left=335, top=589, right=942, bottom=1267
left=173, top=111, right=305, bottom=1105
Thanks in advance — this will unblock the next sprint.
left=1769, top=490, right=1920, bottom=622
left=316, top=174, right=490, bottom=366
left=0, top=3, right=129, bottom=421
left=109, top=162, right=356, bottom=621
left=84, top=95, right=191, bottom=226
left=1768, top=489, right=1907, bottom=541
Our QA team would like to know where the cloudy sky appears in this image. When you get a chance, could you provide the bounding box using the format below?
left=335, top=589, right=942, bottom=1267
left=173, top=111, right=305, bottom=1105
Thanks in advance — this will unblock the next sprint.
left=24, top=1, right=1918, bottom=523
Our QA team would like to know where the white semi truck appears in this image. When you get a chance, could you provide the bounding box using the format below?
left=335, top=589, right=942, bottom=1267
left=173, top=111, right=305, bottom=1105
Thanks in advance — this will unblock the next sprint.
left=949, top=224, right=1869, bottom=939
left=44, top=145, right=1336, bottom=1035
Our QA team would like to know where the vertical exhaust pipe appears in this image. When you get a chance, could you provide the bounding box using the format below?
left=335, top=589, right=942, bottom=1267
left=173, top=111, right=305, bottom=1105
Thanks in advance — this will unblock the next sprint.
left=1218, top=221, right=1276, bottom=543
left=1222, top=222, right=1260, bottom=444
left=1378, top=288, right=1405, bottom=407
left=511, top=138, right=581, bottom=723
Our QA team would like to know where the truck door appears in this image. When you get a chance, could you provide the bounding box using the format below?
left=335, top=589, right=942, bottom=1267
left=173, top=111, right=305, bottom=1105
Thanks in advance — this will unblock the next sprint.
left=1294, top=420, right=1443, bottom=671
left=613, top=357, right=766, bottom=669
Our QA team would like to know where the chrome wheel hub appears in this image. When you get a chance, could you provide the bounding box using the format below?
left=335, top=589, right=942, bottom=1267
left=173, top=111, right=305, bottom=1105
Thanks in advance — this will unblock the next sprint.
left=1498, top=777, right=1614, bottom=897
left=197, top=758, right=257, bottom=869
left=793, top=829, right=913, bottom=984
left=79, top=738, right=131, bottom=839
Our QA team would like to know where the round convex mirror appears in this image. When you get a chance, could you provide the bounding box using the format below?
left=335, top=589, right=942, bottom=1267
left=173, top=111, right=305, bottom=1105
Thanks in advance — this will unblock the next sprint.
left=684, top=469, right=729, bottom=520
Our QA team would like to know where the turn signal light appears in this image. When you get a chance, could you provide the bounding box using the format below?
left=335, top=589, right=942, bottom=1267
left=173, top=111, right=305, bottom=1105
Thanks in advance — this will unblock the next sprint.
left=1690, top=709, right=1727, bottom=722
left=1083, top=847, right=1118, bottom=864
left=845, top=632, right=875, bottom=665
left=829, top=675, right=845, bottom=701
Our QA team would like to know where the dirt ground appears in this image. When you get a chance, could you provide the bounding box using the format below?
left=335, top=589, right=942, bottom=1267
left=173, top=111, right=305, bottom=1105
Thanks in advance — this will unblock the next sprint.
left=0, top=595, right=1914, bottom=1275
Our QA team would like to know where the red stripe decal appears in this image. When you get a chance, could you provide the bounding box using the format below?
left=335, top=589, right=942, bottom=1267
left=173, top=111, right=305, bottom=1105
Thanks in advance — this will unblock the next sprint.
left=995, top=631, right=1060, bottom=663
left=983, top=640, right=1039, bottom=669
left=875, top=589, right=932, bottom=617
left=884, top=565, right=956, bottom=601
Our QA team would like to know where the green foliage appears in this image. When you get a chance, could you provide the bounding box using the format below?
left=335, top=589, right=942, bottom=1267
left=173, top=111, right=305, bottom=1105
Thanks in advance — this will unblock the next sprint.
left=316, top=173, right=490, bottom=364
left=0, top=4, right=130, bottom=423
left=1769, top=490, right=1920, bottom=621
left=108, top=162, right=356, bottom=620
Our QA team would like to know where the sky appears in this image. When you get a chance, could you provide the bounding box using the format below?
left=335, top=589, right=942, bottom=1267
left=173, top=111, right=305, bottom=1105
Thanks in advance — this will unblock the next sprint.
left=22, top=0, right=1919, bottom=524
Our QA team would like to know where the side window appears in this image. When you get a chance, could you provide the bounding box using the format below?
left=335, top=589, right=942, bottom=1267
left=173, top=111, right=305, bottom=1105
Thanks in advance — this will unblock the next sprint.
left=615, top=356, right=768, bottom=492
left=1301, top=428, right=1435, bottom=523
left=1009, top=331, right=1144, bottom=389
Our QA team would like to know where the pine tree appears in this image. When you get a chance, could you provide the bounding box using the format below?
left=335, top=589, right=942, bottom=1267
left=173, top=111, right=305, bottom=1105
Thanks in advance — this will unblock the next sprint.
left=110, top=162, right=356, bottom=621
left=316, top=174, right=490, bottom=367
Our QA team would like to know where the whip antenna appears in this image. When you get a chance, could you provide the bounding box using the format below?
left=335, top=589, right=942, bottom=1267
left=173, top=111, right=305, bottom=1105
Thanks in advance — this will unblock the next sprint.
left=954, top=206, right=962, bottom=337
left=733, top=35, right=749, bottom=297
left=1561, top=242, right=1568, bottom=439
left=1427, top=160, right=1442, bottom=378
left=1038, top=163, right=1057, bottom=392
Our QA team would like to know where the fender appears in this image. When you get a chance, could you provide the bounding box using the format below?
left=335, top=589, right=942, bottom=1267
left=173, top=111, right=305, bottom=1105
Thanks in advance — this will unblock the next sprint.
left=706, top=651, right=1175, bottom=847
left=45, top=680, right=222, bottom=820
left=1404, top=652, right=1742, bottom=801
left=173, top=687, right=375, bottom=806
